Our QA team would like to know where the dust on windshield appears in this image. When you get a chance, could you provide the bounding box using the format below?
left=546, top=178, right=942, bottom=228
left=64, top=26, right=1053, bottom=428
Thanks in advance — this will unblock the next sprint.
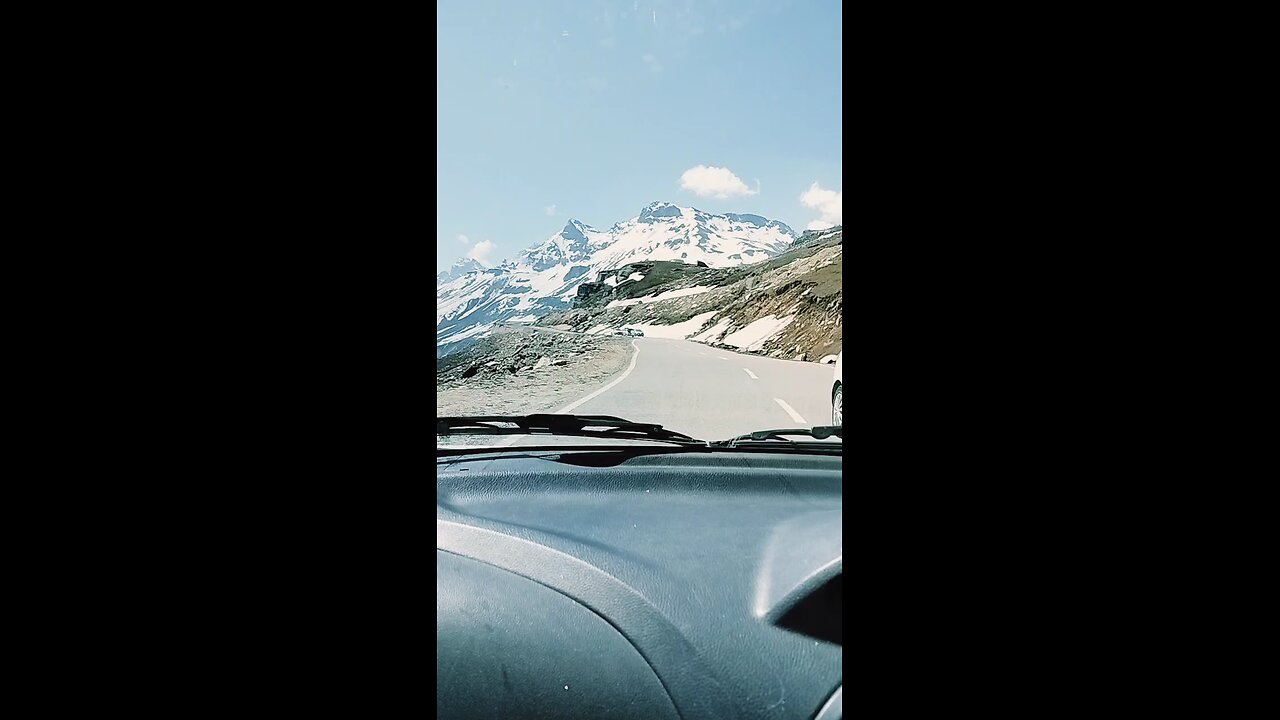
left=437, top=1, right=841, bottom=444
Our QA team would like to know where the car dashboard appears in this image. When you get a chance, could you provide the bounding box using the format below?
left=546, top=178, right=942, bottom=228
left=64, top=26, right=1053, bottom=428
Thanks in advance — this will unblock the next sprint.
left=437, top=448, right=843, bottom=719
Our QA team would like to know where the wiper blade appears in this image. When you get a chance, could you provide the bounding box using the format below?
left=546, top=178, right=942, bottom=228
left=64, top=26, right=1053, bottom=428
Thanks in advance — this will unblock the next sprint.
left=711, top=426, right=842, bottom=448
left=436, top=414, right=705, bottom=445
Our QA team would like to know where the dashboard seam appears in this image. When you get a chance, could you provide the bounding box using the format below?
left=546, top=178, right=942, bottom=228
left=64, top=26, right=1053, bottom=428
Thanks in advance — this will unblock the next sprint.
left=438, top=519, right=737, bottom=719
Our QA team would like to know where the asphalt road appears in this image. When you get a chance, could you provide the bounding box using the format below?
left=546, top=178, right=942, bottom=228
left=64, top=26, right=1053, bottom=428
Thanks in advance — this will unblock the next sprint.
left=549, top=337, right=838, bottom=442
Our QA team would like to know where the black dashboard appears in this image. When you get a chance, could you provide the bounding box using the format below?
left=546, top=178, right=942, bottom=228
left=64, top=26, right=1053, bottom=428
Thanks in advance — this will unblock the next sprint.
left=437, top=448, right=843, bottom=719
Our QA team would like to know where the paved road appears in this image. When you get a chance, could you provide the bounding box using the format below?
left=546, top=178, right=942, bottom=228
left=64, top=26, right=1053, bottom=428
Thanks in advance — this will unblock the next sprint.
left=548, top=337, right=837, bottom=442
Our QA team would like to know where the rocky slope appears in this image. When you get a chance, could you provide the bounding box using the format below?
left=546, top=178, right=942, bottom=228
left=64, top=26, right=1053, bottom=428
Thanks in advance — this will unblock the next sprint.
left=437, top=326, right=633, bottom=417
left=436, top=202, right=798, bottom=357
left=536, top=227, right=843, bottom=362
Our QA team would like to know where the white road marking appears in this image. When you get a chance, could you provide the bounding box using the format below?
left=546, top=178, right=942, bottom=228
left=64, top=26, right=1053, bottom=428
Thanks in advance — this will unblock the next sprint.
left=774, top=398, right=807, bottom=424
left=742, top=368, right=758, bottom=379
left=717, top=356, right=729, bottom=361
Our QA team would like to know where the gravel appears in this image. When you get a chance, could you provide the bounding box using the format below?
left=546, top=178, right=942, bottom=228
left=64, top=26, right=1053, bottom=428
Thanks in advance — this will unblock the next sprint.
left=437, top=327, right=634, bottom=417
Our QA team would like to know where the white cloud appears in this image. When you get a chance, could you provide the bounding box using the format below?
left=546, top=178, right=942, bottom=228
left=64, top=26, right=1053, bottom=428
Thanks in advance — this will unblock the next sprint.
left=800, top=182, right=842, bottom=230
left=679, top=165, right=758, bottom=199
left=456, top=234, right=470, bottom=244
left=466, top=239, right=495, bottom=266
left=545, top=204, right=557, bottom=216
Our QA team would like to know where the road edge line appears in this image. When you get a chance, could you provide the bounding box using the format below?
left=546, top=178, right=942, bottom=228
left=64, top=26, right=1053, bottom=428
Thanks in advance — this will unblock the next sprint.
left=494, top=340, right=641, bottom=447
left=554, top=339, right=640, bottom=414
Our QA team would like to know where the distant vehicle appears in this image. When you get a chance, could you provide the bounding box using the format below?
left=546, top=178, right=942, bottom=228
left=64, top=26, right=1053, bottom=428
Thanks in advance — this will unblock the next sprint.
left=616, top=328, right=644, bottom=337
left=831, top=352, right=842, bottom=426
left=613, top=329, right=629, bottom=336
left=628, top=328, right=645, bottom=337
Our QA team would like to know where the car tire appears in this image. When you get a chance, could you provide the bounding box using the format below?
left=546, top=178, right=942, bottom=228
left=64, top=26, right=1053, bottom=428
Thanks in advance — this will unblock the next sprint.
left=831, top=383, right=842, bottom=427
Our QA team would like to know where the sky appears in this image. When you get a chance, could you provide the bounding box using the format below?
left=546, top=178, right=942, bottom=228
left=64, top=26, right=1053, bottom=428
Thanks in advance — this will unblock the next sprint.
left=437, top=0, right=841, bottom=272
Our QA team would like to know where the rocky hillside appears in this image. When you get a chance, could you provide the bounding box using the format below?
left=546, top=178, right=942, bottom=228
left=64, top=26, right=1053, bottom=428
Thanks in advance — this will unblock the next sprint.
left=535, top=227, right=842, bottom=362
left=436, top=202, right=798, bottom=357
left=574, top=260, right=712, bottom=308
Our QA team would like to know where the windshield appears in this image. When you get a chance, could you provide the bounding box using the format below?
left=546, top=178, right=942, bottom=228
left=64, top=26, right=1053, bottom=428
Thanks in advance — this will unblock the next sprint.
left=437, top=1, right=841, bottom=446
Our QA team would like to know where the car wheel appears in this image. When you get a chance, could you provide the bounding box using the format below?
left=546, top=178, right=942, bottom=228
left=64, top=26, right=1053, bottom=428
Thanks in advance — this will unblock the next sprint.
left=831, top=384, right=842, bottom=427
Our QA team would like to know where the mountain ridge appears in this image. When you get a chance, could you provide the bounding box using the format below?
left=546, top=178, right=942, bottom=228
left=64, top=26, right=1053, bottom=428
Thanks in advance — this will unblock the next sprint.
left=436, top=257, right=485, bottom=286
left=436, top=203, right=799, bottom=357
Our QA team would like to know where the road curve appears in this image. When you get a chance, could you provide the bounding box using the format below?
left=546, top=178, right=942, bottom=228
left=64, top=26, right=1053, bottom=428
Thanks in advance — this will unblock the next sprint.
left=553, top=337, right=837, bottom=442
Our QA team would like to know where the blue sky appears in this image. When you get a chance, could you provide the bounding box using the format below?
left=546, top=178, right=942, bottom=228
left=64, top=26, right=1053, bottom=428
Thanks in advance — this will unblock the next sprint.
left=437, top=0, right=841, bottom=271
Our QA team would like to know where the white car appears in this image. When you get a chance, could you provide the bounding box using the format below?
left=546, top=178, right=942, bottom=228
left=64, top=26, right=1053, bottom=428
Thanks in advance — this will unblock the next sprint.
left=831, top=352, right=842, bottom=426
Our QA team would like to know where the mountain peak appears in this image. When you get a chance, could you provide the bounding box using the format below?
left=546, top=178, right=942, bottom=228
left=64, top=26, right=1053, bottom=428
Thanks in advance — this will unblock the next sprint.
left=436, top=257, right=485, bottom=285
left=638, top=201, right=684, bottom=223
left=560, top=219, right=591, bottom=242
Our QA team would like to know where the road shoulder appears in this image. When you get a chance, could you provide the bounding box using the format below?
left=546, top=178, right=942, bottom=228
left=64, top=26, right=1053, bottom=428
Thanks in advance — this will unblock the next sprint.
left=438, top=329, right=637, bottom=417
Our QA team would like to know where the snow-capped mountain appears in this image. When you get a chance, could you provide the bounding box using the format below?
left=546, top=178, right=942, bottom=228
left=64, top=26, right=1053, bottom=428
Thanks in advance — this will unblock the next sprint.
left=436, top=257, right=485, bottom=286
left=436, top=202, right=797, bottom=356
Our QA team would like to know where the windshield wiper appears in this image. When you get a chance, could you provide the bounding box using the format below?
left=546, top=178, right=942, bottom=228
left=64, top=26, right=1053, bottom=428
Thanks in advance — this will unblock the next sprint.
left=711, top=426, right=842, bottom=448
left=437, top=414, right=706, bottom=445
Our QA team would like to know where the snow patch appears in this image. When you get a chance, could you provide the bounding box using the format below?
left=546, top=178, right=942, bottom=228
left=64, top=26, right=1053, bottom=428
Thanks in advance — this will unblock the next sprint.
left=689, top=316, right=733, bottom=343
left=437, top=322, right=493, bottom=346
left=620, top=311, right=718, bottom=339
left=626, top=272, right=645, bottom=282
left=721, top=315, right=795, bottom=351
left=605, top=285, right=713, bottom=308
left=585, top=324, right=612, bottom=335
